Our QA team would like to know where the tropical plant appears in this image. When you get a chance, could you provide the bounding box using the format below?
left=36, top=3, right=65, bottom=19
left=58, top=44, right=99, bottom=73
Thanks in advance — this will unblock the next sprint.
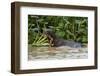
left=28, top=15, right=88, bottom=46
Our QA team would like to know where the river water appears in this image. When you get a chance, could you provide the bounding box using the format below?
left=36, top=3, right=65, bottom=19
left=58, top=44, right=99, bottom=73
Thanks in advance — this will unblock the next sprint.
left=28, top=45, right=88, bottom=61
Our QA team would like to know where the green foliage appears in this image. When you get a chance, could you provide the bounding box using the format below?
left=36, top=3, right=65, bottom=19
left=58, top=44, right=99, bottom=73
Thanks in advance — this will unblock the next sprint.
left=28, top=15, right=88, bottom=46
left=32, top=33, right=49, bottom=46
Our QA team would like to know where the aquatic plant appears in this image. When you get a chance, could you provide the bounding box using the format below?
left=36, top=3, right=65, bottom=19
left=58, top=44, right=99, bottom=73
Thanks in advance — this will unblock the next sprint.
left=28, top=15, right=88, bottom=46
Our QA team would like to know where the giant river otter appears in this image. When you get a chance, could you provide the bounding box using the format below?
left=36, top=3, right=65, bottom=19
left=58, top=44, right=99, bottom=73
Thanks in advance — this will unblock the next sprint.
left=44, top=30, right=82, bottom=48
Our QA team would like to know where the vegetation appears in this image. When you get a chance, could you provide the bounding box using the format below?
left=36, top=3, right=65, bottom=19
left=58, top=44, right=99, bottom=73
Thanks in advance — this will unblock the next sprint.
left=28, top=15, right=88, bottom=46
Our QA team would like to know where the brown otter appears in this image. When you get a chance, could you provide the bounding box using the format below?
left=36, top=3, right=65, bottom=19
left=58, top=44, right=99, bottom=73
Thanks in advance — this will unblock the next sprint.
left=44, top=30, right=82, bottom=48
left=43, top=31, right=55, bottom=47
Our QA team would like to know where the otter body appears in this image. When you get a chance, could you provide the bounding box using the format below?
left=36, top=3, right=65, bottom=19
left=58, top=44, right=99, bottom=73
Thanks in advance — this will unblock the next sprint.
left=44, top=31, right=81, bottom=48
